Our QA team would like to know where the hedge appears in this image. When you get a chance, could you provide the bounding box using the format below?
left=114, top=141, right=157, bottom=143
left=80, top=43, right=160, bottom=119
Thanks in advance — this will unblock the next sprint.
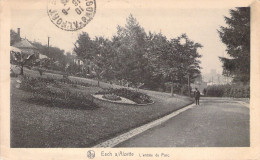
left=205, top=83, right=250, bottom=98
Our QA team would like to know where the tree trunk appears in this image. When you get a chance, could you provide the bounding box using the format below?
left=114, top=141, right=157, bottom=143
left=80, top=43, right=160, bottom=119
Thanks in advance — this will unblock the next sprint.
left=39, top=69, right=43, bottom=76
left=171, top=76, right=174, bottom=96
left=171, top=83, right=174, bottom=96
left=20, top=66, right=24, bottom=75
left=188, top=74, right=190, bottom=97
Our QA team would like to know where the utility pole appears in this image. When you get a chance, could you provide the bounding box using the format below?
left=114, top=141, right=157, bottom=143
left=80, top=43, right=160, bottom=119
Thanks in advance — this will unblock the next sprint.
left=188, top=74, right=191, bottom=97
left=48, top=37, right=50, bottom=55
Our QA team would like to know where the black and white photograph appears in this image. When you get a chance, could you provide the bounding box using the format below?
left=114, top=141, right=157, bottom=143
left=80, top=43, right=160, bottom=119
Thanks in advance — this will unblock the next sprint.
left=1, top=0, right=260, bottom=159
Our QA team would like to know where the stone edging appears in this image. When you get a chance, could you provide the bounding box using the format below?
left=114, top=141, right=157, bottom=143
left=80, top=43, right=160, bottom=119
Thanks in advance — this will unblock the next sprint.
left=92, top=94, right=155, bottom=106
left=92, top=103, right=195, bottom=147
left=135, top=101, right=155, bottom=106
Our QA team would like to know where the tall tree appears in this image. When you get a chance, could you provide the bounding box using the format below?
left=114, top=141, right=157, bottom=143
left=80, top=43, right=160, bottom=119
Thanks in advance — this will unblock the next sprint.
left=169, top=34, right=202, bottom=84
left=72, top=15, right=202, bottom=94
left=74, top=32, right=96, bottom=60
left=73, top=33, right=115, bottom=86
left=147, top=33, right=202, bottom=95
left=91, top=36, right=115, bottom=86
left=144, top=32, right=171, bottom=90
left=113, top=14, right=149, bottom=85
left=218, top=7, right=250, bottom=83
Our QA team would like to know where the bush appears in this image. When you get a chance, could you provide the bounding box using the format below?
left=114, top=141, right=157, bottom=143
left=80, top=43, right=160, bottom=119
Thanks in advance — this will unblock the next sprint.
left=206, top=85, right=225, bottom=97
left=96, top=88, right=153, bottom=104
left=19, top=75, right=96, bottom=108
left=206, top=83, right=250, bottom=98
left=102, top=94, right=122, bottom=101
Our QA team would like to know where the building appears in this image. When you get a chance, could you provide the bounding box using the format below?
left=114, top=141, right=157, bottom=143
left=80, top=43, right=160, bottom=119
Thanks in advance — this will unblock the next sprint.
left=73, top=58, right=84, bottom=65
left=11, top=28, right=49, bottom=60
left=66, top=51, right=84, bottom=66
left=203, top=69, right=232, bottom=86
left=13, top=38, right=39, bottom=56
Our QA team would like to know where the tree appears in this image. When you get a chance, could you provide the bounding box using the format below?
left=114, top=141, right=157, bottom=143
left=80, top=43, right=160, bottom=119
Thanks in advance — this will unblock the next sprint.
left=146, top=33, right=202, bottom=95
left=34, top=58, right=54, bottom=76
left=74, top=32, right=96, bottom=60
left=11, top=52, right=35, bottom=75
left=169, top=34, right=202, bottom=84
left=144, top=32, right=172, bottom=90
left=218, top=7, right=250, bottom=83
left=32, top=41, right=66, bottom=70
left=72, top=14, right=203, bottom=94
left=90, top=36, right=115, bottom=86
left=113, top=14, right=150, bottom=86
left=73, top=32, right=115, bottom=86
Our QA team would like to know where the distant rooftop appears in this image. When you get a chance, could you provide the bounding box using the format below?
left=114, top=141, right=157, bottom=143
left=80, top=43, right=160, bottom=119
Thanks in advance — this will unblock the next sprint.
left=12, top=38, right=37, bottom=49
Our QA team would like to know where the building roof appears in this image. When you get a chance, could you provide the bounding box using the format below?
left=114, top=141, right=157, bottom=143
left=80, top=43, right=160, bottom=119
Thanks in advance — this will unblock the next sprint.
left=10, top=46, right=21, bottom=53
left=12, top=39, right=37, bottom=49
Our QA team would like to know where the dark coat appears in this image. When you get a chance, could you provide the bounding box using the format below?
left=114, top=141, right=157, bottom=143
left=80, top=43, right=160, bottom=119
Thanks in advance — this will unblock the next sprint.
left=194, top=90, right=200, bottom=99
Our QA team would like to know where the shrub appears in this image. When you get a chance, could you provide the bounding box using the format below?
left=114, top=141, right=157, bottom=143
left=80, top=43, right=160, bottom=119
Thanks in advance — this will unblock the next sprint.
left=18, top=75, right=96, bottom=108
left=102, top=94, right=122, bottom=101
left=96, top=88, right=152, bottom=104
left=206, top=83, right=250, bottom=98
left=206, top=85, right=225, bottom=97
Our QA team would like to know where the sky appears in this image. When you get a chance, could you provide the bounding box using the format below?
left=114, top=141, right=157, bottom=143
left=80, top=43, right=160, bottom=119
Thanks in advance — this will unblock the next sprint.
left=10, top=0, right=232, bottom=76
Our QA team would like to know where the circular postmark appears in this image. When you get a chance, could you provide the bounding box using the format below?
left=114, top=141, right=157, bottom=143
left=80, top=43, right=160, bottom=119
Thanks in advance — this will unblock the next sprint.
left=87, top=150, right=95, bottom=159
left=47, top=0, right=96, bottom=31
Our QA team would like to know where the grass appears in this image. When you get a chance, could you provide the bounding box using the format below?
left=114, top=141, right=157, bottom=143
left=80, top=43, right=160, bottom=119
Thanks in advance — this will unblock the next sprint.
left=10, top=69, right=193, bottom=148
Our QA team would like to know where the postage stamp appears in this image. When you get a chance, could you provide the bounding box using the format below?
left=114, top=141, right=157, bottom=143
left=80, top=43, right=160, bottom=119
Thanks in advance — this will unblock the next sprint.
left=47, top=0, right=96, bottom=31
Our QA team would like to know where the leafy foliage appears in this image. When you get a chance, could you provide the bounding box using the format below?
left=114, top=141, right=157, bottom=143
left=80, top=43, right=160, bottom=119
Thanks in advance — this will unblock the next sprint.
left=74, top=33, right=115, bottom=86
left=73, top=14, right=202, bottom=94
left=31, top=41, right=67, bottom=70
left=112, top=15, right=149, bottom=84
left=205, top=83, right=250, bottom=98
left=102, top=94, right=122, bottom=101
left=218, top=8, right=250, bottom=83
left=10, top=51, right=35, bottom=75
left=96, top=88, right=152, bottom=104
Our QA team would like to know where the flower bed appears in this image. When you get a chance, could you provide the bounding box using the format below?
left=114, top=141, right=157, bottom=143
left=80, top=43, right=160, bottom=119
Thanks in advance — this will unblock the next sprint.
left=96, top=88, right=153, bottom=104
left=102, top=94, right=122, bottom=101
left=19, top=76, right=96, bottom=108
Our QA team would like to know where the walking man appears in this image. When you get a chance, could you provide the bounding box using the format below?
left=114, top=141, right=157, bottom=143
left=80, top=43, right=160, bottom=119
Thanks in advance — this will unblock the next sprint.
left=194, top=88, right=200, bottom=105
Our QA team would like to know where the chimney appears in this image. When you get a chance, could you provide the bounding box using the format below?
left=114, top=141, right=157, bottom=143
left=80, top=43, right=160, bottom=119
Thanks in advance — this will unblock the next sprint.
left=17, top=28, right=20, bottom=38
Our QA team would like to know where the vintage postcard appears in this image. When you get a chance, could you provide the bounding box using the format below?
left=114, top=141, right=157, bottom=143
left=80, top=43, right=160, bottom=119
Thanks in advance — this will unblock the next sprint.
left=0, top=0, right=260, bottom=159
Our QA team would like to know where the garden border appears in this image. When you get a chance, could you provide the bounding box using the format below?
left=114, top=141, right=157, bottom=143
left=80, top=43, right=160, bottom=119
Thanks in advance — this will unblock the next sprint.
left=92, top=94, right=155, bottom=106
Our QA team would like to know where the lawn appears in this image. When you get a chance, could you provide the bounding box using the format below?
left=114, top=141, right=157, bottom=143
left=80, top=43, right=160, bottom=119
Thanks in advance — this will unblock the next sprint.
left=10, top=69, right=193, bottom=148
